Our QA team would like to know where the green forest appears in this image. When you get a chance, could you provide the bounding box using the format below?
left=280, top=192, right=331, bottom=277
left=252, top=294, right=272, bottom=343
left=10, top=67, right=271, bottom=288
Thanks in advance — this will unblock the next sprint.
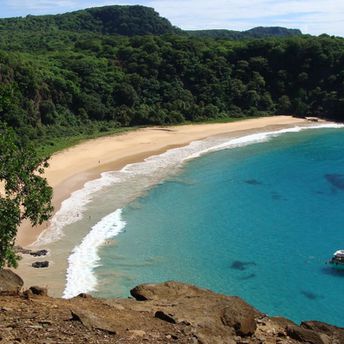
left=0, top=5, right=343, bottom=152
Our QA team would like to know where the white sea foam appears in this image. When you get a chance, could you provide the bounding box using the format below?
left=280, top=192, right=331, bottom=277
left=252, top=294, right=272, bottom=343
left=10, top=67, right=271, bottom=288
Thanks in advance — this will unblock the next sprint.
left=185, top=123, right=344, bottom=160
left=63, top=209, right=126, bottom=298
left=35, top=121, right=344, bottom=247
left=38, top=121, right=344, bottom=297
left=33, top=173, right=121, bottom=246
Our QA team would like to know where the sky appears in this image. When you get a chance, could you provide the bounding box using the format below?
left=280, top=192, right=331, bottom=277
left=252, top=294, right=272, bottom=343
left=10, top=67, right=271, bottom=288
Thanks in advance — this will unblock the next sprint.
left=1, top=0, right=344, bottom=36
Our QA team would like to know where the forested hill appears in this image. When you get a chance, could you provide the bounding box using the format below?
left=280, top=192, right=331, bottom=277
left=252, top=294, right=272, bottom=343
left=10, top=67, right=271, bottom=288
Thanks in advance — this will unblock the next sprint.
left=0, top=5, right=178, bottom=36
left=187, top=27, right=302, bottom=39
left=0, top=5, right=343, bottom=151
left=0, top=6, right=300, bottom=39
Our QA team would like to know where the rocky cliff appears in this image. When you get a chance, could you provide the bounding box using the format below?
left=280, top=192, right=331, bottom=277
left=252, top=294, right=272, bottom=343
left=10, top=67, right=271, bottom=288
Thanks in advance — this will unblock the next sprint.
left=0, top=270, right=343, bottom=343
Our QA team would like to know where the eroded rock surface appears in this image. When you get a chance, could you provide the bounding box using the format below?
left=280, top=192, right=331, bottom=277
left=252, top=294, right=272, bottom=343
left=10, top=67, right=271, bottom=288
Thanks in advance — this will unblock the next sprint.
left=0, top=269, right=23, bottom=294
left=0, top=277, right=343, bottom=343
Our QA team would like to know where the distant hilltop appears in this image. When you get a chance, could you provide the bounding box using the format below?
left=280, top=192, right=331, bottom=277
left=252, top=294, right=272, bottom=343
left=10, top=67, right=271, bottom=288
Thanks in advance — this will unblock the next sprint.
left=0, top=5, right=179, bottom=36
left=0, top=5, right=301, bottom=39
left=187, top=27, right=303, bottom=39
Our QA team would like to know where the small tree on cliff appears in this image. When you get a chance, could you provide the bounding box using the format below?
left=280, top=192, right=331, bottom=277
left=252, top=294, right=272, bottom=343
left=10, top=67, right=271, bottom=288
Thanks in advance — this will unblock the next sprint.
left=0, top=127, right=53, bottom=269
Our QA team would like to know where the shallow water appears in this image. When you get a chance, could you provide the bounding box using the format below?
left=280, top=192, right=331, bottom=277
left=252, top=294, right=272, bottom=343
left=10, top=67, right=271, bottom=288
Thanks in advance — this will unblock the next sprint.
left=35, top=123, right=344, bottom=325
left=92, top=127, right=344, bottom=326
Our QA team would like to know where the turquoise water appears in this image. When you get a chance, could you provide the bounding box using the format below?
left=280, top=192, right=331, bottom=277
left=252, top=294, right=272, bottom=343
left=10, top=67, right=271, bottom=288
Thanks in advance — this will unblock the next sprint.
left=95, top=128, right=344, bottom=326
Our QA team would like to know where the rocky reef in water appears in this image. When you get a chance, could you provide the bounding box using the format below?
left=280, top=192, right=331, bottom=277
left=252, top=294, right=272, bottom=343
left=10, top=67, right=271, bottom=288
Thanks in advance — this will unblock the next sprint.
left=0, top=270, right=343, bottom=343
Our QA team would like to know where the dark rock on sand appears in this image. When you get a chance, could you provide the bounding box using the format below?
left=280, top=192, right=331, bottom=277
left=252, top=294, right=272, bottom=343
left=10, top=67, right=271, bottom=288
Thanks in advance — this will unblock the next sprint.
left=30, top=249, right=48, bottom=257
left=15, top=246, right=48, bottom=257
left=32, top=261, right=49, bottom=268
left=29, top=286, right=48, bottom=296
left=14, top=246, right=32, bottom=255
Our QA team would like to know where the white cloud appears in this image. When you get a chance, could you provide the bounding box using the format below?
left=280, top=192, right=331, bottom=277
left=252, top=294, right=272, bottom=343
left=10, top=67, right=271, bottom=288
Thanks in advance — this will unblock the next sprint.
left=6, top=0, right=77, bottom=11
left=5, top=0, right=133, bottom=13
left=148, top=0, right=344, bottom=36
left=4, top=0, right=344, bottom=36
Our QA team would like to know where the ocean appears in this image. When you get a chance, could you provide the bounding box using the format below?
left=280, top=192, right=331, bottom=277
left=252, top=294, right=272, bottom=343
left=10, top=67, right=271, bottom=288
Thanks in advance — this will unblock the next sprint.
left=36, top=123, right=344, bottom=326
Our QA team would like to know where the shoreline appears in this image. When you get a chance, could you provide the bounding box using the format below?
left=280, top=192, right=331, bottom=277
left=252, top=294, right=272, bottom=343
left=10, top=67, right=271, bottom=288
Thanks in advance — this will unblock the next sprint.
left=16, top=116, right=309, bottom=247
left=14, top=115, right=320, bottom=294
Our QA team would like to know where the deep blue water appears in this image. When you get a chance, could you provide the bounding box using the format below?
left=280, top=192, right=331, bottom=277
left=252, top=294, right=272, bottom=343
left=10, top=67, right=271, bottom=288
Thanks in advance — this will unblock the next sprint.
left=95, top=128, right=344, bottom=326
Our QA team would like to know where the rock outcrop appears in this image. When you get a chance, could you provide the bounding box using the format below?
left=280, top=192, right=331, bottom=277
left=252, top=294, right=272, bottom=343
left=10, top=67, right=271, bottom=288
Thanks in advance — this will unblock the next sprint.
left=130, top=281, right=261, bottom=342
left=0, top=277, right=343, bottom=343
left=0, top=269, right=23, bottom=294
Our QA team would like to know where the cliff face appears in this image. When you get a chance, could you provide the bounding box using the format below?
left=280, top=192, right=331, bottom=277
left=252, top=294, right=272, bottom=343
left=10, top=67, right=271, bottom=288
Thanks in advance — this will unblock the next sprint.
left=0, top=271, right=343, bottom=343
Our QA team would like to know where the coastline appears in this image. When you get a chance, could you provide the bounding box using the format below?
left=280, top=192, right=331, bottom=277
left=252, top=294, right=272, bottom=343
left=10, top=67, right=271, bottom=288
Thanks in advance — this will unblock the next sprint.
left=16, top=116, right=309, bottom=247
left=14, top=115, right=317, bottom=294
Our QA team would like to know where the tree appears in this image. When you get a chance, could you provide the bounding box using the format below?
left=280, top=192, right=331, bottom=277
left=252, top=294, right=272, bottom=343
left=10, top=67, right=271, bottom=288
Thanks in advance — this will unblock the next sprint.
left=0, top=127, right=53, bottom=269
left=277, top=95, right=292, bottom=114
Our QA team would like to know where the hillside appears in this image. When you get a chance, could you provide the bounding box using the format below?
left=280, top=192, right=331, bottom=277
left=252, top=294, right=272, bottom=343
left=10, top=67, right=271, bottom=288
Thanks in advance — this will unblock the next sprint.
left=0, top=6, right=299, bottom=39
left=0, top=5, right=178, bottom=36
left=0, top=5, right=343, bottom=152
left=187, top=27, right=302, bottom=39
left=246, top=26, right=302, bottom=38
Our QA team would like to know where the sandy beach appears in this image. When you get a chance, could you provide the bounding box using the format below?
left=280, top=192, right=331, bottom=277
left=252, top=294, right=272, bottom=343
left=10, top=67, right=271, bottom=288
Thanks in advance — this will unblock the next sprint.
left=13, top=115, right=321, bottom=295
left=16, top=115, right=309, bottom=247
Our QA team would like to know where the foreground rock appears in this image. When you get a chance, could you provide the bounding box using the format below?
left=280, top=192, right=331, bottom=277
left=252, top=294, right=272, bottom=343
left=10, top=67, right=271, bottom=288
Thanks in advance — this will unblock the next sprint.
left=0, top=269, right=23, bottom=294
left=0, top=278, right=343, bottom=343
left=130, top=281, right=261, bottom=341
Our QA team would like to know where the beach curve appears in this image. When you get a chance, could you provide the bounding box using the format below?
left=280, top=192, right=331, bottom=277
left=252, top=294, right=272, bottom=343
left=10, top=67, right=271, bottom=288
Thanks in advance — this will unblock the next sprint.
left=14, top=115, right=319, bottom=294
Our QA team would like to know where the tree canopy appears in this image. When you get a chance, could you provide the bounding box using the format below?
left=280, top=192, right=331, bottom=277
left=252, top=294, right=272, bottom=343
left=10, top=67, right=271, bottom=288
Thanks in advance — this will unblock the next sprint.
left=187, top=27, right=302, bottom=40
left=0, top=6, right=342, bottom=265
left=0, top=128, right=53, bottom=269
left=0, top=5, right=178, bottom=36
left=0, top=5, right=343, bottom=149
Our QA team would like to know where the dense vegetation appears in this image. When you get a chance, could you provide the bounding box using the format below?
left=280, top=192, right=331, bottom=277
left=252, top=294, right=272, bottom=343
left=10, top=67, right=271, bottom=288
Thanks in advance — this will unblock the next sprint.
left=0, top=5, right=343, bottom=150
left=0, top=5, right=178, bottom=36
left=187, top=27, right=302, bottom=39
left=0, top=127, right=53, bottom=268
